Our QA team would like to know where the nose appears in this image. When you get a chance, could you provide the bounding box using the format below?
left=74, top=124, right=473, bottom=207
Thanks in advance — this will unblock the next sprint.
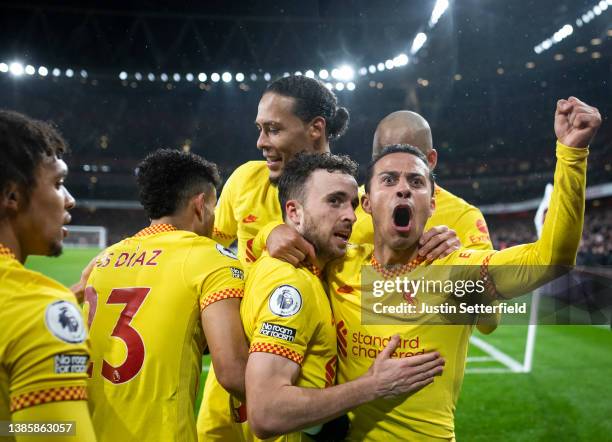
left=256, top=130, right=268, bottom=150
left=396, top=181, right=412, bottom=199
left=64, top=187, right=76, bottom=210
left=343, top=205, right=357, bottom=225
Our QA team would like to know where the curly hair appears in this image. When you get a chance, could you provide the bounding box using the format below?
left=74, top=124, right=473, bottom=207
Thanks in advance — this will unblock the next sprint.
left=266, top=76, right=350, bottom=141
left=0, top=110, right=67, bottom=209
left=364, top=144, right=436, bottom=196
left=278, top=152, right=358, bottom=219
left=136, top=149, right=221, bottom=220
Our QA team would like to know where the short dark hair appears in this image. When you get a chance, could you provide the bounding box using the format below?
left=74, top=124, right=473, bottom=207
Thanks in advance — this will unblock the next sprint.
left=364, top=144, right=436, bottom=196
left=278, top=152, right=358, bottom=219
left=0, top=110, right=67, bottom=210
left=136, top=149, right=221, bottom=220
left=266, top=76, right=350, bottom=141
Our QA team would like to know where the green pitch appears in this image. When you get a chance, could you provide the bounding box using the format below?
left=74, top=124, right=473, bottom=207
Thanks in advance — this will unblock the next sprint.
left=28, top=248, right=612, bottom=440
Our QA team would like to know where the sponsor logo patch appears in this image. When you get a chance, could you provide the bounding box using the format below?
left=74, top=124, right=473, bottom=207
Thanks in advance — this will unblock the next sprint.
left=259, top=322, right=297, bottom=342
left=242, top=214, right=258, bottom=223
left=268, top=285, right=302, bottom=317
left=54, top=354, right=89, bottom=374
left=216, top=243, right=238, bottom=260
left=476, top=219, right=489, bottom=234
left=230, top=267, right=244, bottom=280
left=45, top=301, right=86, bottom=344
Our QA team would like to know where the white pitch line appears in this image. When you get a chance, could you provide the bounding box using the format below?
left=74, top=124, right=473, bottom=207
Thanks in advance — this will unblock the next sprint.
left=469, top=335, right=525, bottom=373
left=466, top=356, right=495, bottom=362
left=466, top=367, right=514, bottom=374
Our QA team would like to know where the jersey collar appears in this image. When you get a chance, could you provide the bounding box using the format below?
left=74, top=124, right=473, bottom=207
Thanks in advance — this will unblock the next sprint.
left=370, top=254, right=425, bottom=279
left=134, top=224, right=178, bottom=237
left=301, top=261, right=322, bottom=278
left=0, top=243, right=17, bottom=261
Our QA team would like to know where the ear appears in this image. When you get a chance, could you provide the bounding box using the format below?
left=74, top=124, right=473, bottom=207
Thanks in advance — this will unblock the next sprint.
left=361, top=193, right=372, bottom=215
left=1, top=182, right=22, bottom=213
left=192, top=193, right=206, bottom=223
left=285, top=200, right=303, bottom=226
left=309, top=116, right=326, bottom=144
left=427, top=149, right=438, bottom=170
left=428, top=194, right=436, bottom=218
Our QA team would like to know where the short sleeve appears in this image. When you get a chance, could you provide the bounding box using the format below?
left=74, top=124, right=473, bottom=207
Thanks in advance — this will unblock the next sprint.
left=249, top=278, right=319, bottom=366
left=5, top=294, right=89, bottom=413
left=199, top=263, right=245, bottom=311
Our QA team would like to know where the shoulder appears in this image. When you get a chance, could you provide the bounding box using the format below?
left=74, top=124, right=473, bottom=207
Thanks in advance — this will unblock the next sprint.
left=187, top=236, right=242, bottom=269
left=328, top=243, right=373, bottom=275
left=226, top=161, right=268, bottom=184
left=436, top=185, right=481, bottom=214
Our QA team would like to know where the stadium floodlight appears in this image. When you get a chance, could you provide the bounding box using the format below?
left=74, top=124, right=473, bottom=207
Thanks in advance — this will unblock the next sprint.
left=198, top=72, right=207, bottom=82
left=0, top=62, right=8, bottom=73
left=160, top=73, right=168, bottom=81
left=185, top=73, right=194, bottom=82
left=429, top=0, right=449, bottom=27
left=305, top=70, right=315, bottom=78
left=358, top=67, right=367, bottom=76
left=334, top=65, right=354, bottom=81
left=346, top=81, right=356, bottom=91
left=173, top=73, right=181, bottom=82
left=134, top=72, right=142, bottom=81
left=250, top=73, right=258, bottom=81
left=282, top=72, right=290, bottom=77
left=65, top=68, right=74, bottom=78
left=411, top=32, right=428, bottom=54
left=222, top=72, right=232, bottom=82
left=368, top=64, right=376, bottom=74
left=325, top=82, right=333, bottom=90
left=148, top=73, right=155, bottom=81
left=393, top=53, right=409, bottom=67
left=25, top=65, right=35, bottom=75
left=385, top=59, right=394, bottom=69
left=335, top=82, right=345, bottom=91
left=319, top=69, right=329, bottom=79
left=52, top=68, right=61, bottom=77
left=377, top=62, right=385, bottom=72
left=235, top=72, right=244, bottom=82
left=119, top=71, right=128, bottom=80
left=294, top=71, right=302, bottom=76
left=38, top=66, right=48, bottom=76
left=263, top=72, right=271, bottom=81
left=211, top=72, right=220, bottom=82
left=9, top=62, right=24, bottom=76
left=80, top=69, right=88, bottom=78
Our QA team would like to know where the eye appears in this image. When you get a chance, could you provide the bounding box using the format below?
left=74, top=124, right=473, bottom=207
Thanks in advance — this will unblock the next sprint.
left=382, top=175, right=395, bottom=185
left=328, top=196, right=341, bottom=207
left=268, top=127, right=280, bottom=134
left=411, top=177, right=425, bottom=187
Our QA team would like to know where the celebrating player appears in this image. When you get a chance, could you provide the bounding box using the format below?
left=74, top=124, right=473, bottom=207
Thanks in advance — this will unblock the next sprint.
left=351, top=110, right=499, bottom=333
left=325, top=97, right=601, bottom=440
left=242, top=153, right=444, bottom=440
left=85, top=150, right=248, bottom=442
left=0, top=110, right=96, bottom=441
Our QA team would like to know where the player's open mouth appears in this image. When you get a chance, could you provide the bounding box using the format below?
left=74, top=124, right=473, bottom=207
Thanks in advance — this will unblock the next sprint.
left=392, top=205, right=412, bottom=232
left=264, top=155, right=282, bottom=169
left=333, top=230, right=351, bottom=244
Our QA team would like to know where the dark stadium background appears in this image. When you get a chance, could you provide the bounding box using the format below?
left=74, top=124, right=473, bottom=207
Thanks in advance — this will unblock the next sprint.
left=2, top=2, right=611, bottom=440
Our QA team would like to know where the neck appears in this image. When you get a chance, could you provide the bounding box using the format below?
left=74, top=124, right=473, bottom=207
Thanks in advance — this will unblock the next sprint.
left=0, top=222, right=23, bottom=263
left=151, top=215, right=190, bottom=232
left=373, top=236, right=419, bottom=266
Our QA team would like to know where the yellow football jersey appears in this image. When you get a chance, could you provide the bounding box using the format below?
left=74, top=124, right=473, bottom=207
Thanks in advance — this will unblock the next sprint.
left=0, top=246, right=89, bottom=433
left=85, top=224, right=244, bottom=442
left=238, top=253, right=337, bottom=442
left=213, top=161, right=282, bottom=270
left=327, top=142, right=586, bottom=441
left=351, top=184, right=492, bottom=249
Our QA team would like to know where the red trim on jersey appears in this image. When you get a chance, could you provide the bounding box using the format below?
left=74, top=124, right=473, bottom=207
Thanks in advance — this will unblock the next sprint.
left=249, top=342, right=304, bottom=365
left=0, top=243, right=16, bottom=260
left=200, top=288, right=244, bottom=311
left=213, top=227, right=234, bottom=241
left=10, top=385, right=87, bottom=412
left=370, top=254, right=425, bottom=279
left=480, top=252, right=498, bottom=298
left=133, top=224, right=177, bottom=237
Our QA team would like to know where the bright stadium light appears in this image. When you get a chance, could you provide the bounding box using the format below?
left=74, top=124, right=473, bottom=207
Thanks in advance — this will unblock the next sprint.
left=235, top=72, right=244, bottom=82
left=377, top=62, right=385, bottom=71
left=429, top=0, right=449, bottom=27
left=52, top=68, right=61, bottom=77
left=411, top=32, right=428, bottom=54
left=334, top=65, right=354, bottom=81
left=335, top=82, right=345, bottom=91
left=250, top=73, right=258, bottom=81
left=325, top=82, right=333, bottom=90
left=9, top=62, right=24, bottom=76
left=385, top=59, right=394, bottom=69
left=368, top=64, right=376, bottom=74
left=173, top=73, right=181, bottom=82
left=80, top=69, right=88, bottom=78
left=346, top=81, right=356, bottom=91
left=393, top=53, right=409, bottom=67
left=160, top=73, right=168, bottom=81
left=25, top=65, right=35, bottom=75
left=263, top=72, right=271, bottom=81
left=198, top=72, right=207, bottom=82
left=119, top=71, right=128, bottom=80
left=283, top=72, right=290, bottom=77
left=38, top=66, right=48, bottom=76
left=222, top=72, right=232, bottom=82
left=65, top=68, right=74, bottom=78
left=319, top=69, right=329, bottom=79
left=294, top=71, right=302, bottom=76
left=211, top=72, right=220, bottom=82
left=0, top=62, right=8, bottom=73
left=358, top=67, right=367, bottom=76
left=148, top=73, right=155, bottom=81
left=305, top=70, right=315, bottom=78
left=185, top=73, right=194, bottom=81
